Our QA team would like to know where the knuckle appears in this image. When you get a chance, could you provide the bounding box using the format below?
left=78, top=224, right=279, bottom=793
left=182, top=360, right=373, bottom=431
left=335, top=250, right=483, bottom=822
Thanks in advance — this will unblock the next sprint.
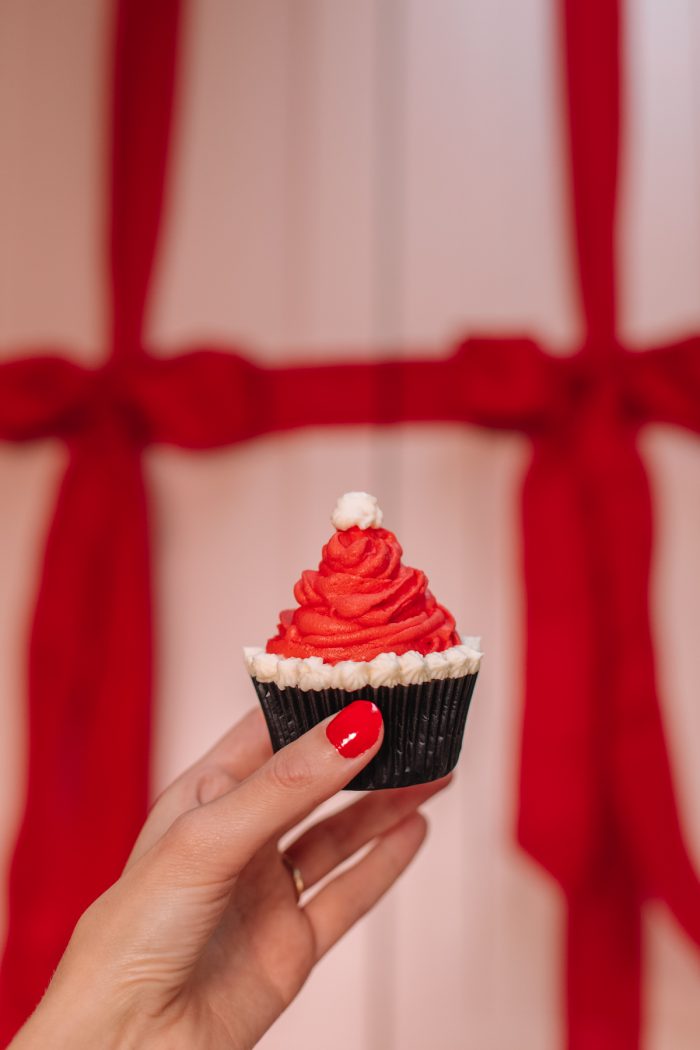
left=194, top=765, right=236, bottom=805
left=70, top=897, right=101, bottom=944
left=269, top=747, right=315, bottom=792
left=164, top=809, right=204, bottom=854
left=66, top=886, right=121, bottom=960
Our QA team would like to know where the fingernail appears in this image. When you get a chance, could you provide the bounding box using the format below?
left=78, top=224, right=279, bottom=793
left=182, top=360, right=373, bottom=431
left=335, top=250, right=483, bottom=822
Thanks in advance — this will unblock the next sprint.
left=326, top=700, right=383, bottom=759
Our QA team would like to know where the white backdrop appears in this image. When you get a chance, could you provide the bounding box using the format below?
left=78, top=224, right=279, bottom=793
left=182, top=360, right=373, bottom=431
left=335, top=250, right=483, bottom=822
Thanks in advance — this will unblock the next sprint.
left=1, top=2, right=700, bottom=1046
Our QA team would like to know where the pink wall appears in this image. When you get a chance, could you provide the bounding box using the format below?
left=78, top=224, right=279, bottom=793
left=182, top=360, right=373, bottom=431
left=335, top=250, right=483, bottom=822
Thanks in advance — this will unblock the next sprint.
left=1, top=1, right=700, bottom=1046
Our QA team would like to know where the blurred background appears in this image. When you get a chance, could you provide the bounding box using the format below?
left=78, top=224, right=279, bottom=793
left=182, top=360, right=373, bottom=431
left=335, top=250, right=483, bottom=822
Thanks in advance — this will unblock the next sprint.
left=1, top=1, right=700, bottom=1047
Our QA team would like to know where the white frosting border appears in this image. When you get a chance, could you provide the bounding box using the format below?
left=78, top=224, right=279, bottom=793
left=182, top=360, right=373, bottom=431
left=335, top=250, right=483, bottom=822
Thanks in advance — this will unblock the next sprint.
left=244, top=636, right=482, bottom=692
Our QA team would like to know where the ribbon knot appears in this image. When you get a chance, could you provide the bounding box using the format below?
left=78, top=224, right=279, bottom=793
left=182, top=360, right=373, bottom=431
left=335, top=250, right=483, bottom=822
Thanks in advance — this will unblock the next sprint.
left=531, top=348, right=636, bottom=448
left=71, top=361, right=150, bottom=447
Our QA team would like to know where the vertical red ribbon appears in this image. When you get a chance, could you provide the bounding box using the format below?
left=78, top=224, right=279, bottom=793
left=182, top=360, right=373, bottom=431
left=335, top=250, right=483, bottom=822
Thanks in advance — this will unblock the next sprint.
left=111, top=0, right=181, bottom=357
left=562, top=0, right=620, bottom=344
left=561, top=3, right=640, bottom=1044
left=520, top=2, right=700, bottom=1047
left=0, top=2, right=181, bottom=1041
left=520, top=0, right=636, bottom=1044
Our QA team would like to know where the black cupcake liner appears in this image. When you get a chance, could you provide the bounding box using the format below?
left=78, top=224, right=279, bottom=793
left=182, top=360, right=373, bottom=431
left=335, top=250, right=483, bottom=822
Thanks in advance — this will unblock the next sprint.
left=250, top=672, right=478, bottom=790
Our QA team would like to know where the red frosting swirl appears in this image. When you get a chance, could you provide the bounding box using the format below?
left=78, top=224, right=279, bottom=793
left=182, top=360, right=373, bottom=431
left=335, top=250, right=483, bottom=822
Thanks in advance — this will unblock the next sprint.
left=266, top=526, right=460, bottom=664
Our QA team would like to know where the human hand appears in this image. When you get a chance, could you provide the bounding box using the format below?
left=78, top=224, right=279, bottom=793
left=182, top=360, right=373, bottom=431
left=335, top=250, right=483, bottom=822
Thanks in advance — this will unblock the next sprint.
left=12, top=701, right=451, bottom=1049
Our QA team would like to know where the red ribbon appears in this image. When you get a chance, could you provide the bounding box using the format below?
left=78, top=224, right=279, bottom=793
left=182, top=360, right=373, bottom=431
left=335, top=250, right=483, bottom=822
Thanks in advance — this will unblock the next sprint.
left=519, top=2, right=700, bottom=1045
left=1, top=1, right=700, bottom=1046
left=0, top=0, right=180, bottom=1037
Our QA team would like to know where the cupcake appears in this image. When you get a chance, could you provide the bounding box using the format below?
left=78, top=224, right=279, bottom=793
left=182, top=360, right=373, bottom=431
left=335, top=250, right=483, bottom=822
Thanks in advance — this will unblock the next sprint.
left=245, top=492, right=481, bottom=789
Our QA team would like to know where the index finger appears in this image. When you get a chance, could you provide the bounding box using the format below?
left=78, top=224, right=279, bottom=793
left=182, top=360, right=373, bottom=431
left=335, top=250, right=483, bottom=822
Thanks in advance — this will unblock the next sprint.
left=155, top=700, right=384, bottom=886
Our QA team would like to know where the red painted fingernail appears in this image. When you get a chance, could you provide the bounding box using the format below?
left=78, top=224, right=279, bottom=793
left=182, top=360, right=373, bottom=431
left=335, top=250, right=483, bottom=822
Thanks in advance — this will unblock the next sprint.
left=326, top=700, right=383, bottom=759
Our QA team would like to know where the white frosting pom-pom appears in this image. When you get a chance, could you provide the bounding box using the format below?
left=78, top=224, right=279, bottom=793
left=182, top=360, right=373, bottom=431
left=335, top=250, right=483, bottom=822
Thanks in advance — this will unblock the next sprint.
left=331, top=491, right=384, bottom=531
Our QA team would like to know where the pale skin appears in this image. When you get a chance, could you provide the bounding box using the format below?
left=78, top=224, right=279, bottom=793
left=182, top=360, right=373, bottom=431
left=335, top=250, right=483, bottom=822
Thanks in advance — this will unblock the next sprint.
left=11, top=707, right=451, bottom=1049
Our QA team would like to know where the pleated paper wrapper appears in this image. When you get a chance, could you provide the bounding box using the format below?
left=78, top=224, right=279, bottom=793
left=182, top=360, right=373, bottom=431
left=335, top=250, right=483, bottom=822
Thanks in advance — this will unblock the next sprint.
left=250, top=672, right=479, bottom=790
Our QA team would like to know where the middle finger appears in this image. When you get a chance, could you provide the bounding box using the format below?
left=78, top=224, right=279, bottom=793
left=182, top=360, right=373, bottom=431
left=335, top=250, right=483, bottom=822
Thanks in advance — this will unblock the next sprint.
left=283, top=775, right=452, bottom=891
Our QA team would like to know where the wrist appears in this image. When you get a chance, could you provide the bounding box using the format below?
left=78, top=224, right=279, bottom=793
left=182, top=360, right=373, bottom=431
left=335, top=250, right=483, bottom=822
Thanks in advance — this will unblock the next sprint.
left=9, top=971, right=132, bottom=1050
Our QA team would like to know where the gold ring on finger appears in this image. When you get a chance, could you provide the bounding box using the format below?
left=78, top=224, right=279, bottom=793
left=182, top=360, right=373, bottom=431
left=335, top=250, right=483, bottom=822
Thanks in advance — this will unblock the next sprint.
left=281, top=852, right=305, bottom=904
